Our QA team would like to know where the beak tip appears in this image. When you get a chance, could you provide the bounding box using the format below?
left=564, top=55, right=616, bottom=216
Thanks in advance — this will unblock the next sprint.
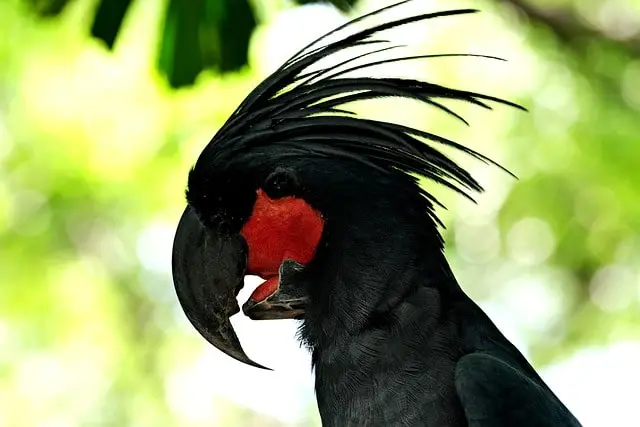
left=241, top=357, right=272, bottom=371
left=218, top=343, right=271, bottom=370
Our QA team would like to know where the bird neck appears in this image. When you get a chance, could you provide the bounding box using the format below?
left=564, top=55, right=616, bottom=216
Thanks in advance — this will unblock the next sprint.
left=299, top=196, right=463, bottom=351
left=299, top=212, right=469, bottom=425
left=293, top=182, right=474, bottom=424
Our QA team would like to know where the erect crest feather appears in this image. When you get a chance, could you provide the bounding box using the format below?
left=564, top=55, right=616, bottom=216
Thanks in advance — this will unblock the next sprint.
left=194, top=0, right=524, bottom=205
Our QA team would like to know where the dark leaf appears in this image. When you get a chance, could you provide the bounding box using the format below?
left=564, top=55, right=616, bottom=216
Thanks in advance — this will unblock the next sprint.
left=215, top=0, right=256, bottom=72
left=157, top=0, right=257, bottom=88
left=157, top=0, right=205, bottom=88
left=91, top=0, right=134, bottom=49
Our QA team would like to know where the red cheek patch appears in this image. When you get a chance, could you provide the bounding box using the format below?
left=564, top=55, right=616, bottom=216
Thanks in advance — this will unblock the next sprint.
left=240, top=189, right=324, bottom=301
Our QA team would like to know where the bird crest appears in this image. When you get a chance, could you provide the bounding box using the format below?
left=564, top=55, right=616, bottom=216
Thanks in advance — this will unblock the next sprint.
left=189, top=0, right=523, bottom=220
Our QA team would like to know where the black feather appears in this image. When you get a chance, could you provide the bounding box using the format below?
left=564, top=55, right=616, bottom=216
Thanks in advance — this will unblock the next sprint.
left=194, top=0, right=524, bottom=217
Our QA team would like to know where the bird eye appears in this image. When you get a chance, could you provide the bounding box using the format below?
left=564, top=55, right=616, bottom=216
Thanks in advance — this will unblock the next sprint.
left=263, top=168, right=298, bottom=199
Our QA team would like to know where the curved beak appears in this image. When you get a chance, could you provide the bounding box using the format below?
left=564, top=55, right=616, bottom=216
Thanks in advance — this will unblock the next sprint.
left=171, top=207, right=269, bottom=370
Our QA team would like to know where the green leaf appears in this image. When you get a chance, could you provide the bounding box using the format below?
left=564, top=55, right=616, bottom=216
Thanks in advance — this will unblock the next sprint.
left=157, top=0, right=205, bottom=88
left=214, top=0, right=256, bottom=72
left=157, top=0, right=256, bottom=88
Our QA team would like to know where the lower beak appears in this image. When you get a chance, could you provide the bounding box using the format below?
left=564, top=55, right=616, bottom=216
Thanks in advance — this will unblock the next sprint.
left=172, top=207, right=268, bottom=369
left=242, top=260, right=309, bottom=320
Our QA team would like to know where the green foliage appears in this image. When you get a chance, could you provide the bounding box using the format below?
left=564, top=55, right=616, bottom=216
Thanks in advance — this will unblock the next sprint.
left=157, top=0, right=257, bottom=87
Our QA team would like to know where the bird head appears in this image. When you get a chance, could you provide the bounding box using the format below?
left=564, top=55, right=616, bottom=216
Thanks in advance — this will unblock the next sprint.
left=171, top=3, right=523, bottom=368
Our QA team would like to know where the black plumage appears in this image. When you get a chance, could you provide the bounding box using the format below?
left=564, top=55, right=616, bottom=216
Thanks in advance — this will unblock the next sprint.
left=173, top=1, right=582, bottom=425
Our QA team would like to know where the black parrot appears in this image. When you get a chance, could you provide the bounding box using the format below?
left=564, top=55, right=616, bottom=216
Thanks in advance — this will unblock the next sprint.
left=171, top=2, right=582, bottom=426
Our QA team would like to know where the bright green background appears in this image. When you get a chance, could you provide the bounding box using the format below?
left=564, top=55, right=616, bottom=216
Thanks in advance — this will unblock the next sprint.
left=1, top=0, right=639, bottom=425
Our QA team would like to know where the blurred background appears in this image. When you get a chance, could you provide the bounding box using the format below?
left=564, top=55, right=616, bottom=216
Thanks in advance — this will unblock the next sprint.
left=1, top=0, right=639, bottom=425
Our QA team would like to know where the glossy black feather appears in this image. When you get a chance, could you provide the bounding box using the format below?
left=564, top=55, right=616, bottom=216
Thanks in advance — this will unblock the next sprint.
left=190, top=2, right=525, bottom=220
left=455, top=353, right=581, bottom=426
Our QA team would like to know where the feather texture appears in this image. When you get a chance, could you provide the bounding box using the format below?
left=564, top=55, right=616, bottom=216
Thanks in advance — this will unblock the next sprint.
left=194, top=1, right=524, bottom=215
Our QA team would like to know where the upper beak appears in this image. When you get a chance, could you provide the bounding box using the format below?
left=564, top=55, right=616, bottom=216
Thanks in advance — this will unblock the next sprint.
left=171, top=207, right=269, bottom=369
